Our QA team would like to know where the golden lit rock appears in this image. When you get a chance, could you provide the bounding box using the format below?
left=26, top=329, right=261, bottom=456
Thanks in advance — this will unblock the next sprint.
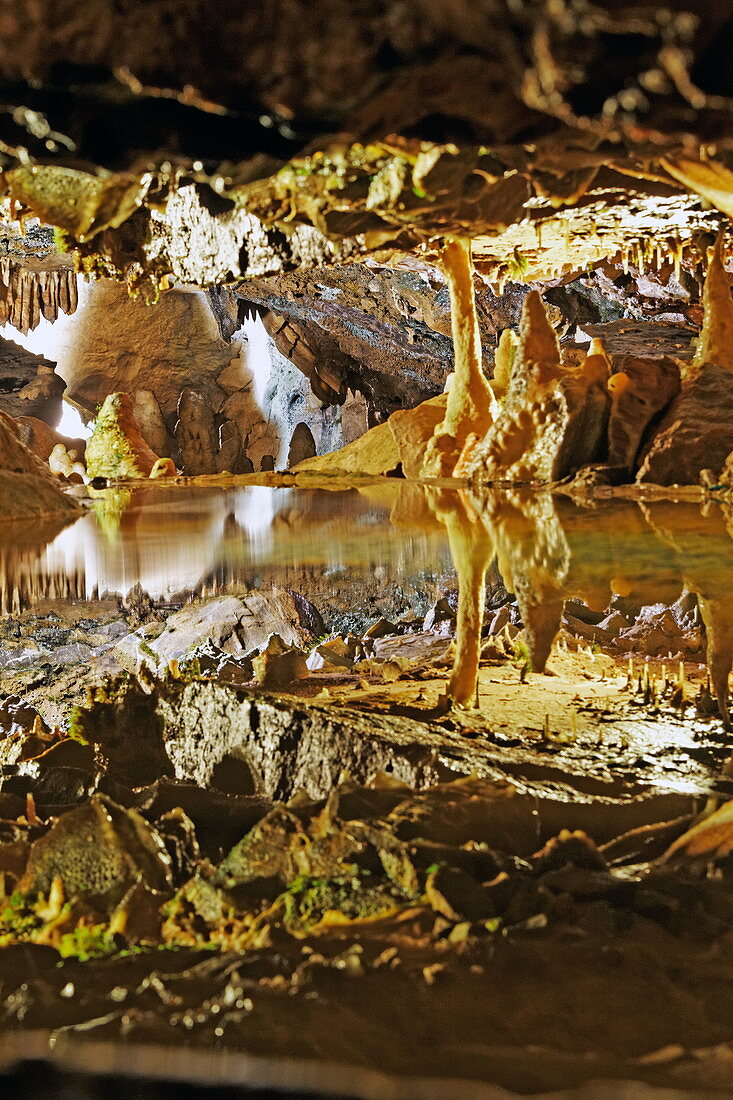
left=85, top=392, right=162, bottom=480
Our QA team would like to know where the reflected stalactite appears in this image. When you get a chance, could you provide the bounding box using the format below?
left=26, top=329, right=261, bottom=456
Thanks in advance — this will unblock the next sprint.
left=642, top=500, right=733, bottom=725
left=698, top=596, right=733, bottom=726
left=426, top=488, right=494, bottom=707
left=5, top=479, right=733, bottom=723
left=479, top=491, right=571, bottom=673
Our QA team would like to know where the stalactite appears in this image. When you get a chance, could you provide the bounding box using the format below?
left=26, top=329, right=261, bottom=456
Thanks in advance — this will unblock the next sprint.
left=0, top=262, right=79, bottom=334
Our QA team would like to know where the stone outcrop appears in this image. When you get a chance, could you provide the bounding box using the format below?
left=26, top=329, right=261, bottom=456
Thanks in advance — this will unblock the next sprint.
left=388, top=394, right=448, bottom=480
left=85, top=392, right=162, bottom=479
left=607, top=355, right=681, bottom=470
left=295, top=421, right=400, bottom=477
left=215, top=420, right=251, bottom=474
left=132, top=389, right=171, bottom=459
left=463, top=292, right=610, bottom=483
left=0, top=409, right=80, bottom=521
left=637, top=238, right=733, bottom=486
left=114, top=591, right=314, bottom=675
left=14, top=416, right=86, bottom=464
left=0, top=338, right=66, bottom=426
left=175, top=389, right=217, bottom=476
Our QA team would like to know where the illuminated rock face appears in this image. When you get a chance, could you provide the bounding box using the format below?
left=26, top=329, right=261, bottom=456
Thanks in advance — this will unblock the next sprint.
left=606, top=356, right=681, bottom=471
left=85, top=392, right=162, bottom=479
left=0, top=409, right=79, bottom=520
left=637, top=239, right=733, bottom=486
left=421, top=240, right=495, bottom=479
left=463, top=292, right=609, bottom=484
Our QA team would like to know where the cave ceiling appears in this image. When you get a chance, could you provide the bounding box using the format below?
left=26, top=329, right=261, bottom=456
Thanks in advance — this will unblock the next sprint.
left=0, top=2, right=733, bottom=290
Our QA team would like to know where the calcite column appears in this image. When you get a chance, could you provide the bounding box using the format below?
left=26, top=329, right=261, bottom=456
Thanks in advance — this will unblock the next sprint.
left=422, top=239, right=494, bottom=478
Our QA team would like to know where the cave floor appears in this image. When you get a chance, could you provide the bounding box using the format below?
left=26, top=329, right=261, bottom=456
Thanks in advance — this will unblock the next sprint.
left=2, top=476, right=733, bottom=1096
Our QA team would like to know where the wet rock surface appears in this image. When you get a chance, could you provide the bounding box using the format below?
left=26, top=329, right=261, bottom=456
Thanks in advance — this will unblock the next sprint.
left=1, top=763, right=733, bottom=1095
left=3, top=482, right=733, bottom=1095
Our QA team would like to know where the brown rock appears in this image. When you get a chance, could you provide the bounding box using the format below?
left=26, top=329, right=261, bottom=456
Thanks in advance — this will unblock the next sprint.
left=85, top=392, right=161, bottom=479
left=465, top=292, right=609, bottom=483
left=15, top=415, right=86, bottom=464
left=216, top=419, right=246, bottom=473
left=0, top=409, right=80, bottom=520
left=607, top=355, right=681, bottom=469
left=175, top=389, right=218, bottom=475
left=132, top=389, right=172, bottom=458
left=294, top=419, right=400, bottom=476
left=253, top=634, right=309, bottom=689
left=287, top=422, right=317, bottom=468
left=388, top=393, right=448, bottom=480
left=638, top=236, right=733, bottom=485
left=150, top=457, right=177, bottom=479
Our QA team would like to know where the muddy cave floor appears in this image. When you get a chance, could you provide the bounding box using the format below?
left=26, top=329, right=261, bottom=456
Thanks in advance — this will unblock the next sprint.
left=4, top=482, right=733, bottom=1094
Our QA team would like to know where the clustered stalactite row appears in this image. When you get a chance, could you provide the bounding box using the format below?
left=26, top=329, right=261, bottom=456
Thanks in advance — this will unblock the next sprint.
left=0, top=260, right=78, bottom=333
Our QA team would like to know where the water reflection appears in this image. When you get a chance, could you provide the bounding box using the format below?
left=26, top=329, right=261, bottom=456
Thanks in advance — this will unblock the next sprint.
left=2, top=480, right=733, bottom=716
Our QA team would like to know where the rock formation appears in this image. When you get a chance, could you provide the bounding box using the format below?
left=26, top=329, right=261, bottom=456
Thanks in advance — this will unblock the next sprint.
left=607, top=355, right=681, bottom=471
left=132, top=389, right=171, bottom=459
left=0, top=261, right=78, bottom=334
left=0, top=338, right=66, bottom=426
left=0, top=409, right=80, bottom=521
left=85, top=392, right=163, bottom=479
left=422, top=240, right=496, bottom=478
left=15, top=416, right=86, bottom=464
left=463, top=293, right=609, bottom=483
left=637, top=237, right=733, bottom=486
left=175, top=389, right=218, bottom=476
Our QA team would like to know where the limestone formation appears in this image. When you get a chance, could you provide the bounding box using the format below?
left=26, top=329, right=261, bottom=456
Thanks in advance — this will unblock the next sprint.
left=0, top=409, right=80, bottom=521
left=253, top=634, right=309, bottom=689
left=294, top=421, right=400, bottom=477
left=85, top=392, right=162, bottom=480
left=132, top=389, right=172, bottom=458
left=287, top=422, right=317, bottom=468
left=48, top=443, right=86, bottom=482
left=464, top=293, right=610, bottom=484
left=607, top=356, right=681, bottom=470
left=422, top=239, right=495, bottom=478
left=637, top=237, right=733, bottom=486
left=149, top=457, right=177, bottom=479
left=388, top=394, right=448, bottom=481
left=215, top=420, right=246, bottom=474
left=0, top=261, right=78, bottom=334
left=15, top=416, right=86, bottom=464
left=175, top=389, right=218, bottom=476
left=0, top=338, right=65, bottom=425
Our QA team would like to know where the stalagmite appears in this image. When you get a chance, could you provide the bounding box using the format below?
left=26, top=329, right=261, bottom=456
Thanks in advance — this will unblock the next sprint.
left=463, top=291, right=609, bottom=483
left=638, top=234, right=733, bottom=485
left=85, top=393, right=163, bottom=479
left=421, top=239, right=494, bottom=478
